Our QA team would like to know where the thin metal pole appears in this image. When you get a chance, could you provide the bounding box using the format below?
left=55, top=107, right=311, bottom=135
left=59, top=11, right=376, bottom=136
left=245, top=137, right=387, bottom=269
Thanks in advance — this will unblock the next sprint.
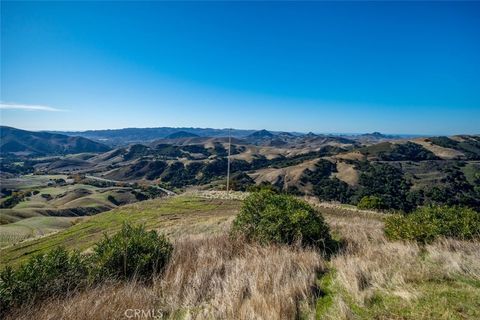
left=226, top=128, right=231, bottom=193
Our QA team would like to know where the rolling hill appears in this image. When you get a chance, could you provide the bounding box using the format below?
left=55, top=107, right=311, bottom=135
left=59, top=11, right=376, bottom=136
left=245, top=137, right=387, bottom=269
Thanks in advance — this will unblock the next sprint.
left=53, top=127, right=260, bottom=145
left=0, top=126, right=110, bottom=156
left=1, top=193, right=479, bottom=320
left=2, top=126, right=479, bottom=213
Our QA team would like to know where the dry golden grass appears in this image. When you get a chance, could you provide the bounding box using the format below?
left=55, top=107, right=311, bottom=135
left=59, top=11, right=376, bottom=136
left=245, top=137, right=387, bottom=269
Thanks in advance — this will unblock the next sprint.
left=187, top=190, right=250, bottom=201
left=248, top=159, right=318, bottom=192
left=7, top=235, right=324, bottom=320
left=319, top=203, right=480, bottom=319
left=4, top=194, right=480, bottom=319
left=332, top=161, right=359, bottom=186
left=412, top=138, right=464, bottom=159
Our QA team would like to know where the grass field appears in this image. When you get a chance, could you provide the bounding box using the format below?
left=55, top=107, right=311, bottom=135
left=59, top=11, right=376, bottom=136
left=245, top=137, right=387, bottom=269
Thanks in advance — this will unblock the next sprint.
left=0, top=196, right=240, bottom=266
left=2, top=193, right=479, bottom=319
left=310, top=199, right=480, bottom=320
left=0, top=216, right=81, bottom=248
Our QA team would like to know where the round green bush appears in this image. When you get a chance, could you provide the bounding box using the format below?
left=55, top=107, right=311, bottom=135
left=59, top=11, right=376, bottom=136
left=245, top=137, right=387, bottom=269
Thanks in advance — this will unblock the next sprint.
left=385, top=205, right=480, bottom=243
left=357, top=195, right=385, bottom=210
left=91, top=222, right=173, bottom=280
left=231, top=191, right=333, bottom=249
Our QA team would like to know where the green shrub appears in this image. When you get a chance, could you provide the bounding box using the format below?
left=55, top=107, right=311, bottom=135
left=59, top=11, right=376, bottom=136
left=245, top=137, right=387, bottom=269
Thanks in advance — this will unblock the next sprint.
left=0, top=247, right=88, bottom=314
left=247, top=181, right=281, bottom=193
left=385, top=206, right=480, bottom=243
left=231, top=191, right=333, bottom=249
left=91, top=223, right=173, bottom=280
left=357, top=195, right=385, bottom=210
left=0, top=223, right=173, bottom=315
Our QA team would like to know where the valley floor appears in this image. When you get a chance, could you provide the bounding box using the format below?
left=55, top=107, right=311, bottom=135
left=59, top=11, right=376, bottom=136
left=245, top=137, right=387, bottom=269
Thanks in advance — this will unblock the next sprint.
left=2, top=193, right=479, bottom=319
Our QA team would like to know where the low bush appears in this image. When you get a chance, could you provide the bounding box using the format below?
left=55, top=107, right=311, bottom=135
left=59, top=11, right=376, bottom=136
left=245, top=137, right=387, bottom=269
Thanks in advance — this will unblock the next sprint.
left=0, top=223, right=173, bottom=316
left=91, top=223, right=173, bottom=280
left=385, top=205, right=480, bottom=243
left=357, top=195, right=385, bottom=210
left=231, top=191, right=333, bottom=250
left=0, top=247, right=88, bottom=314
left=246, top=181, right=281, bottom=193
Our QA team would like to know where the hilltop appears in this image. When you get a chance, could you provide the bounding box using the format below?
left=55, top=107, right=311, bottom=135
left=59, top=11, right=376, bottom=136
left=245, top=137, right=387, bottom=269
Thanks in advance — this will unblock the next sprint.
left=1, top=193, right=479, bottom=320
left=0, top=126, right=110, bottom=156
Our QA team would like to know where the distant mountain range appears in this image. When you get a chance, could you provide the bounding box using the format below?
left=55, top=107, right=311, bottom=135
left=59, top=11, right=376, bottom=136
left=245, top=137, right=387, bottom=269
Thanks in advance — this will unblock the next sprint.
left=0, top=126, right=110, bottom=156
left=51, top=127, right=410, bottom=146
left=52, top=127, right=262, bottom=146
left=2, top=125, right=439, bottom=158
left=164, top=131, right=200, bottom=139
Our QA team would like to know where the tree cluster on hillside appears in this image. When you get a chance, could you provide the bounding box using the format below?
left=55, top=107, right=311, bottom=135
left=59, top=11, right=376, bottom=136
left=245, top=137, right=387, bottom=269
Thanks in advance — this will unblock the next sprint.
left=377, top=142, right=438, bottom=161
left=428, top=136, right=480, bottom=160
left=420, top=165, right=480, bottom=210
left=355, top=162, right=413, bottom=211
left=302, top=160, right=480, bottom=212
left=358, top=141, right=438, bottom=161
left=301, top=160, right=353, bottom=203
left=131, top=146, right=347, bottom=190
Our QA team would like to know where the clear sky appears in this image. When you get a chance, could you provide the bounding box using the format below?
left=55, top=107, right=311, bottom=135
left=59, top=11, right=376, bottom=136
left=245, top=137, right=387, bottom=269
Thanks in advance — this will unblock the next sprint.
left=1, top=1, right=479, bottom=135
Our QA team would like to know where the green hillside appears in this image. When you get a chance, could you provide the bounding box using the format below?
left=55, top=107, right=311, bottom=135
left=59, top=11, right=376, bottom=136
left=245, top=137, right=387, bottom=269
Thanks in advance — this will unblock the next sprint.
left=1, top=193, right=479, bottom=320
left=0, top=196, right=240, bottom=266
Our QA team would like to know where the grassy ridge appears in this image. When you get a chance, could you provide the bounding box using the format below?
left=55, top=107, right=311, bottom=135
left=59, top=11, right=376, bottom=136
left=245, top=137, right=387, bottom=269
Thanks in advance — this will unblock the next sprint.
left=0, top=196, right=240, bottom=267
left=2, top=194, right=479, bottom=319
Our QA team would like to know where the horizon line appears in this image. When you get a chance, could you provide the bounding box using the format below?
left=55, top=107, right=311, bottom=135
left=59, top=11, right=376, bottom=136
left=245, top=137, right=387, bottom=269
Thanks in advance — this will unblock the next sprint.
left=3, top=125, right=478, bottom=137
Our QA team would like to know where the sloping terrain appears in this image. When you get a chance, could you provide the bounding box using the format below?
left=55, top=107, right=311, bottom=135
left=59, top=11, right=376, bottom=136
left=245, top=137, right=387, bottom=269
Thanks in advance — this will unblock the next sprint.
left=412, top=138, right=465, bottom=159
left=54, top=127, right=259, bottom=145
left=0, top=196, right=240, bottom=266
left=248, top=158, right=319, bottom=191
left=333, top=161, right=359, bottom=186
left=356, top=141, right=439, bottom=161
left=428, top=135, right=480, bottom=160
left=2, top=130, right=479, bottom=215
left=0, top=216, right=80, bottom=248
left=2, top=193, right=479, bottom=320
left=0, top=126, right=110, bottom=156
left=0, top=183, right=147, bottom=246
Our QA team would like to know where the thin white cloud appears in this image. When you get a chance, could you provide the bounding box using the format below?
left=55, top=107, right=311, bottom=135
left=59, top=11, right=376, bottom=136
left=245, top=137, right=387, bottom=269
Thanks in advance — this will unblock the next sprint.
left=0, top=102, right=66, bottom=112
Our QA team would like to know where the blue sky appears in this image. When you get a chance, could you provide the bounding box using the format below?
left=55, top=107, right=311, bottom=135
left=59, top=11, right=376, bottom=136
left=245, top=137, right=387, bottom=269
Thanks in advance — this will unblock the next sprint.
left=1, top=1, right=479, bottom=135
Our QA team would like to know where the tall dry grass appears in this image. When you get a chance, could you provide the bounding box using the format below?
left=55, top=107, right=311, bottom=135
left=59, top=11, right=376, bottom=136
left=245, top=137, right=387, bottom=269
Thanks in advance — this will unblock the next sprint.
left=7, top=235, right=324, bottom=320
left=323, top=207, right=480, bottom=319
left=6, top=196, right=480, bottom=320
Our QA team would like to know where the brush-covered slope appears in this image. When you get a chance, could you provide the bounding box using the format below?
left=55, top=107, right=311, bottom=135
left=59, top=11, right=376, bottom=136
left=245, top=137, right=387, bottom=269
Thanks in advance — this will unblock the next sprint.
left=0, top=126, right=110, bottom=155
left=356, top=141, right=439, bottom=161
